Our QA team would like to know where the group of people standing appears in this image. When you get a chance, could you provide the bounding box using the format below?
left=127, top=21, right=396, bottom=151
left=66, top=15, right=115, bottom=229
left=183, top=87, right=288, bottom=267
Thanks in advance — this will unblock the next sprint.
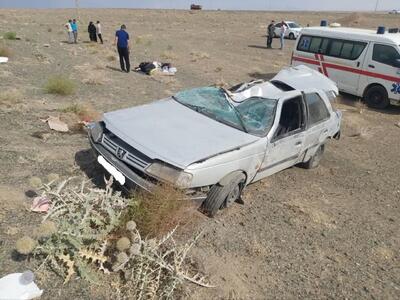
left=65, top=19, right=78, bottom=44
left=65, top=19, right=103, bottom=44
left=88, top=21, right=103, bottom=44
left=267, top=20, right=288, bottom=50
left=64, top=19, right=131, bottom=74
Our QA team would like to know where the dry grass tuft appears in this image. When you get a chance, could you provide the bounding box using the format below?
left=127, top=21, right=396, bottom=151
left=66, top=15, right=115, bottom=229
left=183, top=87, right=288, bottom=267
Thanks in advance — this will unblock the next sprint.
left=0, top=88, right=23, bottom=106
left=44, top=75, right=75, bottom=95
left=3, top=31, right=17, bottom=40
left=83, top=70, right=107, bottom=85
left=135, top=35, right=152, bottom=46
left=190, top=51, right=210, bottom=62
left=214, top=78, right=229, bottom=88
left=123, top=184, right=194, bottom=238
left=354, top=99, right=366, bottom=114
left=161, top=50, right=177, bottom=60
left=0, top=44, right=12, bottom=57
left=106, top=55, right=116, bottom=61
left=61, top=102, right=101, bottom=123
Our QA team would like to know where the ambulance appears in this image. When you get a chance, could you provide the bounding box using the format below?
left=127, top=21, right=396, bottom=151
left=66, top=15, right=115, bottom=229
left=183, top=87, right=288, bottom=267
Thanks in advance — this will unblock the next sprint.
left=291, top=26, right=400, bottom=108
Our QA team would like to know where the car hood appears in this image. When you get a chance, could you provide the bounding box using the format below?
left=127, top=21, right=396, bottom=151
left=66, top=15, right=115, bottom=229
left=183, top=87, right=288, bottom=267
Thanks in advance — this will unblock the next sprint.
left=103, top=98, right=259, bottom=169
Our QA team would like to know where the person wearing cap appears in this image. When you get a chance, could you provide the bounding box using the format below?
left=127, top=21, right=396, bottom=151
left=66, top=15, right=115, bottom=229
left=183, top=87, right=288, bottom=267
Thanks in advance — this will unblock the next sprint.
left=114, top=24, right=130, bottom=73
left=267, top=20, right=275, bottom=48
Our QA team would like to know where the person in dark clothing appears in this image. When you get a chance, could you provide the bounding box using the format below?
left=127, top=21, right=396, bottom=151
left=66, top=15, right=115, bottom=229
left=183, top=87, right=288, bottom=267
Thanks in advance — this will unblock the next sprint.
left=115, top=24, right=130, bottom=73
left=267, top=20, right=275, bottom=48
left=88, top=22, right=97, bottom=42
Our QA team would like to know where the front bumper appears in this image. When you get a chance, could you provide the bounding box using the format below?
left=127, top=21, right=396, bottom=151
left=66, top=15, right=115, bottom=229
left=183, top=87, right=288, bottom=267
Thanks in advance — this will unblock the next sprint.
left=89, top=135, right=208, bottom=202
left=89, top=135, right=156, bottom=192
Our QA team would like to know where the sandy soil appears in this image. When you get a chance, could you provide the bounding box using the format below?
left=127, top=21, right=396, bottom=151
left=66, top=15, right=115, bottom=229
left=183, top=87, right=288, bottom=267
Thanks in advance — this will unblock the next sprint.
left=0, top=9, right=399, bottom=299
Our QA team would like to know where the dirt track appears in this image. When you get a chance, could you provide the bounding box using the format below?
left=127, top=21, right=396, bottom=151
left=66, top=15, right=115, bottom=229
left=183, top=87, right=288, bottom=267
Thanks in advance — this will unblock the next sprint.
left=0, top=9, right=399, bottom=299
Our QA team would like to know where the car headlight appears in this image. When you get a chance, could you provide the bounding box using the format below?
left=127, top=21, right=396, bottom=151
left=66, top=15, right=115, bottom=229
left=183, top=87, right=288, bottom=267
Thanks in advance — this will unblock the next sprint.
left=145, top=161, right=193, bottom=188
left=88, top=121, right=104, bottom=143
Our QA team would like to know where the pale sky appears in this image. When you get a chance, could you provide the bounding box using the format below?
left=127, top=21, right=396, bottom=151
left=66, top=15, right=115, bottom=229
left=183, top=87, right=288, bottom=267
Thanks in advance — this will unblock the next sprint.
left=0, top=0, right=398, bottom=11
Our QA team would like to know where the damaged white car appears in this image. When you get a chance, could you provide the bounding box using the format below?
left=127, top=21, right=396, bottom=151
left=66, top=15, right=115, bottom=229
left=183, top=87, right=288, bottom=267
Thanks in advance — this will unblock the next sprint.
left=88, top=65, right=341, bottom=217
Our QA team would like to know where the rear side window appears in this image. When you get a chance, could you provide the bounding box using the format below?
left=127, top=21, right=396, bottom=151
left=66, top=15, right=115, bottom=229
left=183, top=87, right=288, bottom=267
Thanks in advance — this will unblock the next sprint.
left=305, top=93, right=330, bottom=125
left=297, top=35, right=366, bottom=60
left=372, top=44, right=400, bottom=67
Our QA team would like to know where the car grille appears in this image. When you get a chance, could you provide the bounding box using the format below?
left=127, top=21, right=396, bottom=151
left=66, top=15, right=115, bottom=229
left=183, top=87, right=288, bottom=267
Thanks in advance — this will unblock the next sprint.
left=101, top=134, right=151, bottom=171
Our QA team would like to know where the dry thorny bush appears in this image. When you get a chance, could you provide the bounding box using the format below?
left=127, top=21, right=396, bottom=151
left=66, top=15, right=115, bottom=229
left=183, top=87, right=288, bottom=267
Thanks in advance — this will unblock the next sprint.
left=15, top=177, right=211, bottom=298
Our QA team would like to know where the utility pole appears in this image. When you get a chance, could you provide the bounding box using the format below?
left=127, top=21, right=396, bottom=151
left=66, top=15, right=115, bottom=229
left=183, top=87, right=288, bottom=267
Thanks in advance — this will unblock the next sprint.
left=374, top=0, right=379, bottom=12
left=75, top=0, right=80, bottom=20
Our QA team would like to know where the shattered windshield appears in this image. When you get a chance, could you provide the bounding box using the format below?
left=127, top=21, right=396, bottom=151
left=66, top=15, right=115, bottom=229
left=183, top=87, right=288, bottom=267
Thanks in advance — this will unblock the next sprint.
left=173, top=87, right=277, bottom=136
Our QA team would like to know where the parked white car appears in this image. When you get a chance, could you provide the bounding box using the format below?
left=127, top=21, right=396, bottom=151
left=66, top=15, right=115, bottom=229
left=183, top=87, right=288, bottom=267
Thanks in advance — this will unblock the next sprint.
left=88, top=65, right=341, bottom=217
left=274, top=21, right=302, bottom=40
left=389, top=9, right=400, bottom=14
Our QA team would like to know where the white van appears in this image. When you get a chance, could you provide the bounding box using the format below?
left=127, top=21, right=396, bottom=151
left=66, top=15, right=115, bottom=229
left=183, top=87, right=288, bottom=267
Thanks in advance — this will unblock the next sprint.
left=292, top=27, right=400, bottom=108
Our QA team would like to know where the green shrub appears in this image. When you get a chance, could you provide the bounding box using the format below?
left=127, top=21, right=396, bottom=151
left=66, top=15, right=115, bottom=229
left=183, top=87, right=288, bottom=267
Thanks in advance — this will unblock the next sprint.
left=44, top=75, right=75, bottom=95
left=3, top=32, right=17, bottom=40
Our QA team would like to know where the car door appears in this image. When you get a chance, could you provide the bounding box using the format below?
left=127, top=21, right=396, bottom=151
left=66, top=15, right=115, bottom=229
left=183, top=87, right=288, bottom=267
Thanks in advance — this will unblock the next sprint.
left=255, top=92, right=306, bottom=179
left=317, top=38, right=367, bottom=95
left=363, top=43, right=400, bottom=99
left=301, top=90, right=331, bottom=160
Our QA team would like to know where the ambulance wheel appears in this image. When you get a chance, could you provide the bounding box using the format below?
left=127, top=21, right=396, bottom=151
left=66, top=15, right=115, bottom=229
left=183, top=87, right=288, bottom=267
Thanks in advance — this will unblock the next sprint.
left=364, top=85, right=389, bottom=109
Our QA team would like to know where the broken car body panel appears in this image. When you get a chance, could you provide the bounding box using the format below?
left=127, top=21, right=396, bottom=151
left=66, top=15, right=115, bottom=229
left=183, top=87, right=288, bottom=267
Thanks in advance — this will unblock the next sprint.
left=88, top=65, right=341, bottom=195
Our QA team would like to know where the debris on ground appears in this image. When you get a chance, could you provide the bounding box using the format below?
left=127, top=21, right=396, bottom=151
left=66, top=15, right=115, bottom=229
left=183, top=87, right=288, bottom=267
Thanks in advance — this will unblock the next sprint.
left=30, top=195, right=50, bottom=213
left=395, top=122, right=400, bottom=128
left=0, top=271, right=43, bottom=300
left=42, top=116, right=69, bottom=132
left=0, top=57, right=8, bottom=63
left=134, top=61, right=177, bottom=76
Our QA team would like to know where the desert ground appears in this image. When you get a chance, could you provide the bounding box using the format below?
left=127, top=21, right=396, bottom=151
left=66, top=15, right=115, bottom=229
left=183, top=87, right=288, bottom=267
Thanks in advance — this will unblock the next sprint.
left=0, top=8, right=399, bottom=299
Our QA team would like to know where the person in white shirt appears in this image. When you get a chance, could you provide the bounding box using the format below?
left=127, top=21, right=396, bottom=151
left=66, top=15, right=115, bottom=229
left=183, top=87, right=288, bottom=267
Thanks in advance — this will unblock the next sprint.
left=279, top=21, right=288, bottom=50
left=96, top=21, right=103, bottom=44
left=65, top=20, right=74, bottom=44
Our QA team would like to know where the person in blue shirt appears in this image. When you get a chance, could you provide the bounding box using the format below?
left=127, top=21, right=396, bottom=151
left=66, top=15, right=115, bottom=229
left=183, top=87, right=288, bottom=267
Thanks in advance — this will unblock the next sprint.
left=71, top=19, right=78, bottom=44
left=114, top=24, right=130, bottom=73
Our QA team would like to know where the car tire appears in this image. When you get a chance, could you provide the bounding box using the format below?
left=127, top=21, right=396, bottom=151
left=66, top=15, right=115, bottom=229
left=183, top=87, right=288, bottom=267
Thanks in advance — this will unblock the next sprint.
left=364, top=85, right=389, bottom=109
left=301, top=144, right=325, bottom=169
left=289, top=33, right=295, bottom=40
left=202, top=175, right=245, bottom=217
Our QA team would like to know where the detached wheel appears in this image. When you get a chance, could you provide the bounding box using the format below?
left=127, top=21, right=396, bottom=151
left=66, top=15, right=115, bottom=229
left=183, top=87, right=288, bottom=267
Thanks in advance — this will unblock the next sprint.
left=202, top=174, right=245, bottom=217
left=289, top=33, right=295, bottom=40
left=364, top=85, right=389, bottom=109
left=302, top=144, right=325, bottom=169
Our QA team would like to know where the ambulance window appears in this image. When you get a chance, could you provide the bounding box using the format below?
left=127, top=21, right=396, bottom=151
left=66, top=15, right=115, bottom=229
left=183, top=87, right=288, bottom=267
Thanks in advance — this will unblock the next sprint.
left=320, top=38, right=329, bottom=54
left=329, top=40, right=343, bottom=57
left=373, top=44, right=400, bottom=67
left=305, top=93, right=330, bottom=126
left=351, top=43, right=367, bottom=59
left=309, top=37, right=322, bottom=53
left=298, top=36, right=311, bottom=51
left=341, top=42, right=353, bottom=59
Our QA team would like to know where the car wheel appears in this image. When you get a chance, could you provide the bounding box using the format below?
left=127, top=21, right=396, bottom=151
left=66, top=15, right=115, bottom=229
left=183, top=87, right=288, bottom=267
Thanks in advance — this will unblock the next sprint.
left=364, top=85, right=389, bottom=109
left=302, top=144, right=325, bottom=169
left=202, top=175, right=245, bottom=217
left=289, top=33, right=295, bottom=40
